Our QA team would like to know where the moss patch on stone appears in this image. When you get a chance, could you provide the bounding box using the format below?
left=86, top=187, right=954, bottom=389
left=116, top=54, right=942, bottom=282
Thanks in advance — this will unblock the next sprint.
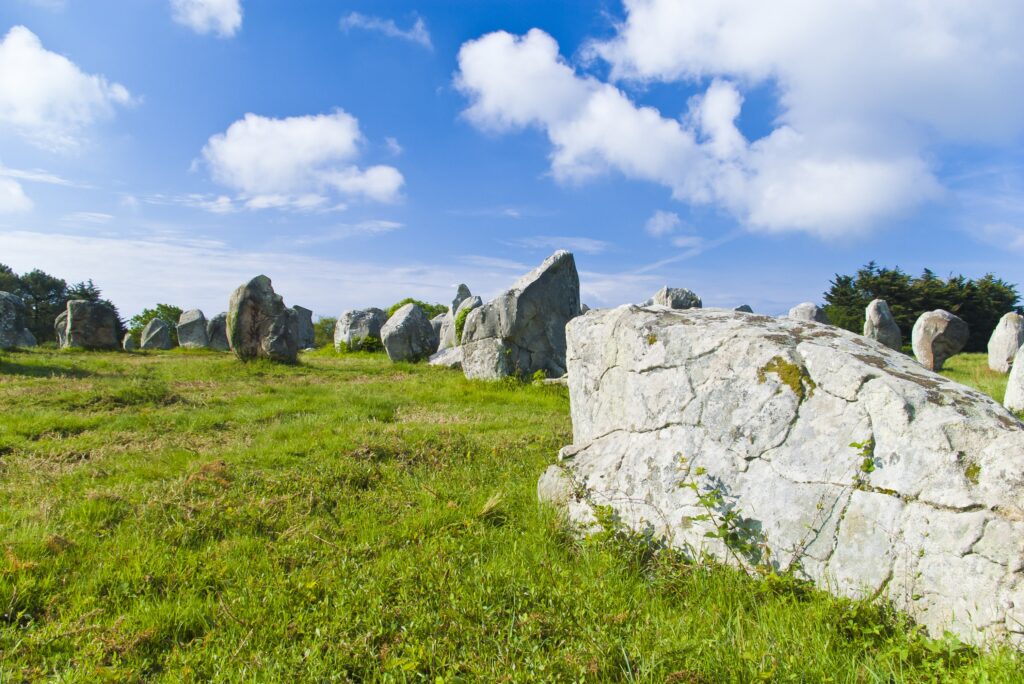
left=454, top=307, right=472, bottom=344
left=757, top=356, right=816, bottom=402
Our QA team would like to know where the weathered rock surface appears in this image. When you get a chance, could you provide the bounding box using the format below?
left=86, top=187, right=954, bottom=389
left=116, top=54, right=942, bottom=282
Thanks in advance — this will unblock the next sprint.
left=863, top=299, right=901, bottom=350
left=461, top=251, right=580, bottom=379
left=206, top=313, right=229, bottom=351
left=122, top=333, right=137, bottom=351
left=439, top=295, right=482, bottom=351
left=334, top=308, right=388, bottom=351
left=141, top=318, right=173, bottom=350
left=451, top=284, right=471, bottom=315
left=16, top=328, right=37, bottom=347
left=293, top=306, right=315, bottom=349
left=988, top=313, right=1024, bottom=374
left=734, top=304, right=753, bottom=313
left=644, top=286, right=702, bottom=310
left=0, top=291, right=29, bottom=349
left=547, top=306, right=1024, bottom=647
left=54, top=311, right=68, bottom=348
left=912, top=309, right=969, bottom=371
left=428, top=346, right=463, bottom=369
left=430, top=314, right=446, bottom=352
left=226, top=275, right=298, bottom=363
left=64, top=301, right=119, bottom=350
left=381, top=303, right=436, bottom=362
left=1006, top=347, right=1024, bottom=413
left=788, top=302, right=829, bottom=323
left=177, top=309, right=209, bottom=349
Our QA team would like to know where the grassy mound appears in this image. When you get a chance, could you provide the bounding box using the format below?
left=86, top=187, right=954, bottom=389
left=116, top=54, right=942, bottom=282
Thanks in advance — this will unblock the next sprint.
left=0, top=348, right=1020, bottom=681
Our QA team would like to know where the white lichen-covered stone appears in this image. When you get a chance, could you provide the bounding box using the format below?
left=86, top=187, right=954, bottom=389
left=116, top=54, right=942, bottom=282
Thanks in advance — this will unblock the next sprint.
left=863, top=299, right=901, bottom=350
left=381, top=303, right=436, bottom=362
left=334, top=308, right=388, bottom=351
left=643, top=286, right=702, bottom=310
left=439, top=295, right=482, bottom=351
left=912, top=309, right=968, bottom=371
left=788, top=302, right=829, bottom=323
left=1005, top=346, right=1024, bottom=413
left=988, top=312, right=1024, bottom=374
left=547, top=305, right=1024, bottom=647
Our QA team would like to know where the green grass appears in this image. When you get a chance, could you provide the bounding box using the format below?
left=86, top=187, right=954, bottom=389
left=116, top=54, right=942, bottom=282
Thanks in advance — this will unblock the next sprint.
left=938, top=352, right=1010, bottom=404
left=1, top=347, right=1022, bottom=682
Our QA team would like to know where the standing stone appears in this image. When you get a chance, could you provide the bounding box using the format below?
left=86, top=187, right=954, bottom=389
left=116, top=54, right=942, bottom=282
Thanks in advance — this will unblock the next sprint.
left=206, top=313, right=230, bottom=351
left=381, top=303, right=436, bottom=362
left=734, top=304, right=753, bottom=313
left=863, top=299, right=902, bottom=350
left=226, top=275, right=298, bottom=363
left=54, top=310, right=68, bottom=348
left=334, top=308, right=388, bottom=351
left=122, top=333, right=137, bottom=351
left=141, top=318, right=173, bottom=350
left=788, top=302, right=829, bottom=323
left=461, top=251, right=581, bottom=380
left=16, top=328, right=37, bottom=347
left=64, top=301, right=119, bottom=350
left=428, top=346, right=463, bottom=369
left=0, top=291, right=29, bottom=349
left=439, top=295, right=483, bottom=351
left=177, top=309, right=209, bottom=349
left=451, top=284, right=471, bottom=315
left=549, top=305, right=1024, bottom=647
left=644, top=286, right=702, bottom=309
left=293, top=305, right=315, bottom=349
left=987, top=312, right=1024, bottom=373
left=429, top=314, right=446, bottom=354
left=912, top=310, right=969, bottom=371
left=1005, top=346, right=1024, bottom=412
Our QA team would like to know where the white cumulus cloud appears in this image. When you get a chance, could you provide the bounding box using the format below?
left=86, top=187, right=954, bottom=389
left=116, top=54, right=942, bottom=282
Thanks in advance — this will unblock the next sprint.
left=200, top=110, right=405, bottom=211
left=170, top=0, right=242, bottom=38
left=457, top=1, right=1024, bottom=238
left=340, top=12, right=432, bottom=50
left=0, top=25, right=134, bottom=151
left=0, top=177, right=32, bottom=213
left=644, top=210, right=681, bottom=237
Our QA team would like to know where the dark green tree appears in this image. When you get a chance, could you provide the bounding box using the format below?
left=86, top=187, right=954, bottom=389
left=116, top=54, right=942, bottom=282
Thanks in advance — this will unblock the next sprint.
left=17, top=268, right=69, bottom=343
left=313, top=316, right=337, bottom=348
left=0, top=263, right=20, bottom=294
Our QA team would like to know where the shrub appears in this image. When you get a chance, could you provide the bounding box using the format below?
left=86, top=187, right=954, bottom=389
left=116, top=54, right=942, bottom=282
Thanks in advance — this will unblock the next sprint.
left=386, top=298, right=446, bottom=319
left=454, top=306, right=473, bottom=343
left=313, top=317, right=337, bottom=349
left=129, top=304, right=183, bottom=346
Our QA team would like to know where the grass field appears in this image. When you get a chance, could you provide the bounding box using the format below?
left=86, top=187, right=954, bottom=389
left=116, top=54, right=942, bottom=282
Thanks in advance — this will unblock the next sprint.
left=1, top=347, right=1021, bottom=682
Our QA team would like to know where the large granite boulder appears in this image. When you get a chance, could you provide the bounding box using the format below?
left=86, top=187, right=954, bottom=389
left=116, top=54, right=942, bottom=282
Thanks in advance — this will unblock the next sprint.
left=1006, top=346, right=1024, bottom=413
left=788, top=302, right=829, bottom=323
left=644, top=286, right=702, bottom=310
left=207, top=313, right=229, bottom=351
left=141, top=318, right=173, bottom=350
left=226, top=275, right=298, bottom=363
left=461, top=251, right=580, bottom=379
left=428, top=346, right=463, bottom=370
left=545, top=305, right=1024, bottom=647
left=177, top=309, right=209, bottom=349
left=912, top=309, right=968, bottom=371
left=0, top=291, right=29, bottom=349
left=863, top=299, right=901, bottom=350
left=122, top=333, right=137, bottom=351
left=293, top=305, right=315, bottom=349
left=381, top=303, right=436, bottom=362
left=64, top=301, right=119, bottom=350
left=334, top=308, right=388, bottom=351
left=54, top=310, right=68, bottom=348
left=438, top=295, right=483, bottom=351
left=988, top=313, right=1024, bottom=374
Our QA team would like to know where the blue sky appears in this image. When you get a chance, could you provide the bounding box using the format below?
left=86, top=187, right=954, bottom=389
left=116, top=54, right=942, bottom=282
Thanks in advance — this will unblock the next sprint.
left=1, top=0, right=1023, bottom=319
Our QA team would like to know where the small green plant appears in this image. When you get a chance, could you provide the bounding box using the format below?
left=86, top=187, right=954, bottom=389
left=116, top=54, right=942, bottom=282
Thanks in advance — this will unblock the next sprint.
left=346, top=335, right=384, bottom=353
left=454, top=306, right=472, bottom=343
left=646, top=333, right=658, bottom=345
left=531, top=369, right=548, bottom=384
left=757, top=356, right=816, bottom=401
left=850, top=438, right=876, bottom=480
left=386, top=298, right=447, bottom=319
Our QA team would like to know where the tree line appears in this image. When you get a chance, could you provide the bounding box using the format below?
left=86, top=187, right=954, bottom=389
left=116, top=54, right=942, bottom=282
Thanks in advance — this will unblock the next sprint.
left=823, top=262, right=1021, bottom=352
left=0, top=263, right=125, bottom=343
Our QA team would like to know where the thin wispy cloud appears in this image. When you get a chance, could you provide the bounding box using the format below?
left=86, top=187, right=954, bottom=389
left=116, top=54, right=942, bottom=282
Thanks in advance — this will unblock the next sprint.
left=293, top=220, right=404, bottom=246
left=511, top=235, right=610, bottom=255
left=0, top=164, right=88, bottom=188
left=340, top=12, right=432, bottom=50
left=61, top=211, right=114, bottom=225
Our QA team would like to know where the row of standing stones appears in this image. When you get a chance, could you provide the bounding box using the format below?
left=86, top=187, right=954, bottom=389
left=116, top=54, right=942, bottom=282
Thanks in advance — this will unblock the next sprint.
left=4, top=256, right=1024, bottom=646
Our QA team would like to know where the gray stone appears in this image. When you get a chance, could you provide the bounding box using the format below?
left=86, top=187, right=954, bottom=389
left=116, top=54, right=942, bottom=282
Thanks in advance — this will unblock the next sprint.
left=0, top=291, right=29, bottom=349
left=439, top=295, right=483, bottom=351
left=54, top=310, right=68, bottom=348
left=177, top=309, right=209, bottom=349
left=428, top=346, right=463, bottom=369
left=122, top=333, right=137, bottom=351
left=734, top=304, right=753, bottom=313
left=206, top=313, right=229, bottom=351
left=430, top=314, right=446, bottom=353
left=226, top=275, right=298, bottom=363
left=863, top=299, right=902, bottom=350
left=334, top=308, right=388, bottom=351
left=644, top=286, right=702, bottom=309
left=141, top=318, right=173, bottom=350
left=537, top=464, right=573, bottom=507
left=988, top=312, right=1024, bottom=373
left=451, top=283, right=471, bottom=315
left=64, top=300, right=119, bottom=350
left=912, top=309, right=968, bottom=371
left=1004, top=346, right=1024, bottom=413
left=16, top=328, right=36, bottom=348
left=293, top=305, right=315, bottom=349
left=788, top=302, right=829, bottom=323
left=550, top=305, right=1024, bottom=647
left=461, top=250, right=581, bottom=380
left=381, top=303, right=436, bottom=362
left=581, top=303, right=591, bottom=313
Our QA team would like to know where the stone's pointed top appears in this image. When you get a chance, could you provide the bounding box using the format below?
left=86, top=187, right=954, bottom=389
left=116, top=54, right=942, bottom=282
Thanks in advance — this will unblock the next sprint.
left=451, top=284, right=472, bottom=314
left=509, top=250, right=576, bottom=293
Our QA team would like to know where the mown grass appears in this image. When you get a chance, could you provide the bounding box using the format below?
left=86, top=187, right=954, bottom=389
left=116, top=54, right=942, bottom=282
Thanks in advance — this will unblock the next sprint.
left=1, top=347, right=1022, bottom=682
